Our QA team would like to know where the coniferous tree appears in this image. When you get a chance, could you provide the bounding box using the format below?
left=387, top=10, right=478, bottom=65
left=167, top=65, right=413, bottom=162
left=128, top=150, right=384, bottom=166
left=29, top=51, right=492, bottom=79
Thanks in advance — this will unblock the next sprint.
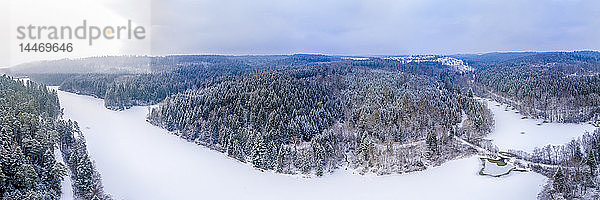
left=426, top=131, right=439, bottom=158
left=252, top=133, right=270, bottom=170
left=587, top=150, right=597, bottom=176
left=553, top=168, right=567, bottom=194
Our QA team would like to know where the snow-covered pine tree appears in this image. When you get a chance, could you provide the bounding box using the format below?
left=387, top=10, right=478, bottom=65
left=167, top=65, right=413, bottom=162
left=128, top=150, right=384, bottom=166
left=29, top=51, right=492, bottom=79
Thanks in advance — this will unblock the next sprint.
left=426, top=131, right=438, bottom=158
left=312, top=136, right=325, bottom=176
left=587, top=150, right=597, bottom=176
left=252, top=133, right=270, bottom=170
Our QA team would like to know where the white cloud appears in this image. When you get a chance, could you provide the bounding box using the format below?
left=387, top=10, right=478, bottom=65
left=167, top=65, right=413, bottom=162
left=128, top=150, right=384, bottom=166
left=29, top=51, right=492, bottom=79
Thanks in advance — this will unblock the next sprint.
left=150, top=0, right=600, bottom=56
left=2, top=0, right=599, bottom=66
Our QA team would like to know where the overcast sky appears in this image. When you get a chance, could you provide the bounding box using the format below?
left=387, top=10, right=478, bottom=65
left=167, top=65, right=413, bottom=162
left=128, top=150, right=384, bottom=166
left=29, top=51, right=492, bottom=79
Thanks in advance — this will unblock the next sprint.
left=150, top=0, right=600, bottom=55
left=2, top=0, right=600, bottom=66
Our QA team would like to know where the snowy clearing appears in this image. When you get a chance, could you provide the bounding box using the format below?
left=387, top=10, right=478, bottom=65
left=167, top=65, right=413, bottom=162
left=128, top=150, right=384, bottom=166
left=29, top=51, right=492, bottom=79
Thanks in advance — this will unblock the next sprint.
left=57, top=90, right=547, bottom=200
left=482, top=98, right=598, bottom=153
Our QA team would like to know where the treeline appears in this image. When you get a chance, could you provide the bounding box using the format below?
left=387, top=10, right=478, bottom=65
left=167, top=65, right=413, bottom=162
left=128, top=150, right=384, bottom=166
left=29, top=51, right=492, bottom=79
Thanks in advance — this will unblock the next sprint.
left=477, top=68, right=600, bottom=122
left=55, top=56, right=465, bottom=111
left=56, top=54, right=334, bottom=110
left=0, top=75, right=108, bottom=199
left=517, top=129, right=600, bottom=199
left=349, top=58, right=457, bottom=78
left=474, top=51, right=600, bottom=123
left=26, top=55, right=466, bottom=112
left=58, top=64, right=240, bottom=110
left=147, top=66, right=493, bottom=175
left=57, top=120, right=110, bottom=200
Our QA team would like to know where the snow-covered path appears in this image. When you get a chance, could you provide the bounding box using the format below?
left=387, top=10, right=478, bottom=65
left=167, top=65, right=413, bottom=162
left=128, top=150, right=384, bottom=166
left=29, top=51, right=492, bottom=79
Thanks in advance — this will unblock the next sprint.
left=54, top=147, right=74, bottom=200
left=482, top=98, right=598, bottom=153
left=57, top=90, right=547, bottom=200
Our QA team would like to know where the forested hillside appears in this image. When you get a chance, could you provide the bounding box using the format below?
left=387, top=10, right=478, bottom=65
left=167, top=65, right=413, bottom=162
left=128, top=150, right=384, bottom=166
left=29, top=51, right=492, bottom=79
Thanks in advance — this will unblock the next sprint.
left=24, top=54, right=471, bottom=111
left=147, top=64, right=493, bottom=175
left=472, top=51, right=600, bottom=123
left=11, top=52, right=600, bottom=178
left=26, top=54, right=339, bottom=110
left=0, top=75, right=109, bottom=199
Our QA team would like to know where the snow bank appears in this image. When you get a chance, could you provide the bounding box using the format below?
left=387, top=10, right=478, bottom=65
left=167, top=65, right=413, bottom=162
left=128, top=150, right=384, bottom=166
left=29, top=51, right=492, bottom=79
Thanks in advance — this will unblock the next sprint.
left=57, top=90, right=546, bottom=200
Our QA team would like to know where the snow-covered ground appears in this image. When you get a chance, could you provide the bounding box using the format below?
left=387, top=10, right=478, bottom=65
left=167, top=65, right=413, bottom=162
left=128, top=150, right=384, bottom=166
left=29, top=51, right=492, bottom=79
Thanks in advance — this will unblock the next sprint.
left=54, top=147, right=74, bottom=200
left=482, top=99, right=598, bottom=153
left=56, top=90, right=547, bottom=200
left=480, top=159, right=516, bottom=177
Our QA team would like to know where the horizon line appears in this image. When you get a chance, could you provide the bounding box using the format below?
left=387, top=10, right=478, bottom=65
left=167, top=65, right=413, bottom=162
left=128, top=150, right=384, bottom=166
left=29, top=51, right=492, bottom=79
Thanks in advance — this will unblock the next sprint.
left=6, top=49, right=600, bottom=68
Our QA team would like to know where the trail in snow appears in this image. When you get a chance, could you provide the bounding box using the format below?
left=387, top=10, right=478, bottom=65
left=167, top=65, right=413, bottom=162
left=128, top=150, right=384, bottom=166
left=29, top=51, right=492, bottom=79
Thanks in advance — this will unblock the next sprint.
left=54, top=147, right=74, bottom=200
left=56, top=89, right=547, bottom=200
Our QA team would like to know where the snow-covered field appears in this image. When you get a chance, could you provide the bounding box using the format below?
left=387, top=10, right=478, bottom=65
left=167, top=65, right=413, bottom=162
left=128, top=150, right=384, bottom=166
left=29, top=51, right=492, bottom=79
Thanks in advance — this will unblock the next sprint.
left=483, top=99, right=598, bottom=153
left=57, top=90, right=547, bottom=200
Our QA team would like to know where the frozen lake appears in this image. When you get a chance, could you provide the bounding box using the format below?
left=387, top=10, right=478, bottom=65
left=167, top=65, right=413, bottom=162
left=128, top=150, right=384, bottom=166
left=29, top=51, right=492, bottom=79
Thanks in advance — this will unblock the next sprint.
left=56, top=89, right=547, bottom=200
left=482, top=98, right=598, bottom=153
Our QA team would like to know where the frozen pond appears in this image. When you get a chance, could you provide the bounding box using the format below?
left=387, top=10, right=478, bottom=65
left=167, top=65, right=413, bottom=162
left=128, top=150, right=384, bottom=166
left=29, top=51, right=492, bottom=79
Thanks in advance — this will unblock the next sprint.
left=482, top=98, right=598, bottom=153
left=56, top=89, right=547, bottom=200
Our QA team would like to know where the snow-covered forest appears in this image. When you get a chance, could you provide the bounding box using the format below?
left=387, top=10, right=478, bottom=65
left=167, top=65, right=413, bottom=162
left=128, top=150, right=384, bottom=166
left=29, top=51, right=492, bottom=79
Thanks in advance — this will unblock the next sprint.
left=3, top=51, right=600, bottom=199
left=146, top=67, right=492, bottom=175
left=0, top=76, right=109, bottom=199
left=55, top=88, right=546, bottom=200
left=472, top=52, right=600, bottom=123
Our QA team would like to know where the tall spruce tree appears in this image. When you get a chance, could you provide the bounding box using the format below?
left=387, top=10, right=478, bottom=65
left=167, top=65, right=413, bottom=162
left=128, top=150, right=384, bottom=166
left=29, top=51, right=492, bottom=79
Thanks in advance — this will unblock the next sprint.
left=587, top=150, right=597, bottom=176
